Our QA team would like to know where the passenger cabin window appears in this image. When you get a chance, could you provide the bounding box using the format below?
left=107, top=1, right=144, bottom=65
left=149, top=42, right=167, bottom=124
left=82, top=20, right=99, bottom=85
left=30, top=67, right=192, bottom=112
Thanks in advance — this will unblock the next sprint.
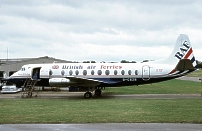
left=105, top=70, right=110, bottom=75
left=91, top=70, right=94, bottom=75
left=114, top=70, right=118, bottom=75
left=128, top=70, right=132, bottom=75
left=135, top=70, right=139, bottom=75
left=69, top=70, right=73, bottom=76
left=49, top=70, right=53, bottom=76
left=97, top=70, right=102, bottom=75
left=75, top=70, right=79, bottom=75
left=121, top=70, right=125, bottom=75
left=83, top=70, right=87, bottom=76
left=61, top=70, right=65, bottom=76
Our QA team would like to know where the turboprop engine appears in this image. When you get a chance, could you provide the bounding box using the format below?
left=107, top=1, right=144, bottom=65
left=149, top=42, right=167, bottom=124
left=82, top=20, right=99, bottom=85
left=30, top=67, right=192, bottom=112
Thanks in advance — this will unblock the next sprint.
left=49, top=78, right=75, bottom=87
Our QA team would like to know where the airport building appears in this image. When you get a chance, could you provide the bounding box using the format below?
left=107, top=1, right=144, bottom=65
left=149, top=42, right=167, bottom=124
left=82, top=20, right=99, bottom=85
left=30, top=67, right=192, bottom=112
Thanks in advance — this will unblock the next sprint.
left=0, top=56, right=74, bottom=79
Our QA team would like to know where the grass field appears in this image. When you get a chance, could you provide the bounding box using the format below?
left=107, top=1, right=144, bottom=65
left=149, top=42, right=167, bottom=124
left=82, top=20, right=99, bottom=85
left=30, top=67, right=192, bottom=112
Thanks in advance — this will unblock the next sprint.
left=105, top=79, right=202, bottom=94
left=0, top=79, right=202, bottom=124
left=0, top=99, right=202, bottom=124
left=188, top=69, right=202, bottom=77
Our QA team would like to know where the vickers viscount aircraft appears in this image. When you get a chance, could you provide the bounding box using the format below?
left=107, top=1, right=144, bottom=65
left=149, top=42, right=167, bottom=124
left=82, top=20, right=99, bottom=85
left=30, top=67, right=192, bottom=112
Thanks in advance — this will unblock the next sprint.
left=5, top=34, right=197, bottom=98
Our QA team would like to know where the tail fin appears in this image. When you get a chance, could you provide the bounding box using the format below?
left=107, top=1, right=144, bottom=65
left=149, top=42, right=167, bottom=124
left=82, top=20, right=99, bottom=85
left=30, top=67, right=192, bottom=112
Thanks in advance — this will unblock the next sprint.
left=165, top=34, right=196, bottom=68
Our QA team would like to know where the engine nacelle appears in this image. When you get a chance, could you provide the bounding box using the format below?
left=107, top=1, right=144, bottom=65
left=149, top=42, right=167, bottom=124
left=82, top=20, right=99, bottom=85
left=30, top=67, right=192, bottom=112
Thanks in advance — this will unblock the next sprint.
left=49, top=78, right=75, bottom=87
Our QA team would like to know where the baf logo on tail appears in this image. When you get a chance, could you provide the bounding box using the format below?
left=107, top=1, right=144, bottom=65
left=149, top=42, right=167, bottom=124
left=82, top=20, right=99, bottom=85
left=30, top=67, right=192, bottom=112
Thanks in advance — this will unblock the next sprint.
left=175, top=41, right=190, bottom=60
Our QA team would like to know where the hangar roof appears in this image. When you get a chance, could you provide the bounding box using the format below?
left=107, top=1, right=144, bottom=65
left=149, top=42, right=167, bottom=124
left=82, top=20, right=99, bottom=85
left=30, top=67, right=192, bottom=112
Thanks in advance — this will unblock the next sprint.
left=0, top=56, right=75, bottom=66
left=0, top=56, right=76, bottom=77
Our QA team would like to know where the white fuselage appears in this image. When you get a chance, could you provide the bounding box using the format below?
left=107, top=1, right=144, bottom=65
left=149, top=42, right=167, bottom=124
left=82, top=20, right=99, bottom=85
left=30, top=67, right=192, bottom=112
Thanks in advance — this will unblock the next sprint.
left=9, top=62, right=185, bottom=88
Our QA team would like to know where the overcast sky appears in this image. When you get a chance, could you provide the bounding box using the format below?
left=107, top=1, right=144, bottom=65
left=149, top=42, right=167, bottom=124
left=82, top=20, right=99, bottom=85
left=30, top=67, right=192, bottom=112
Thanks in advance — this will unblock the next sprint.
left=0, top=0, right=202, bottom=62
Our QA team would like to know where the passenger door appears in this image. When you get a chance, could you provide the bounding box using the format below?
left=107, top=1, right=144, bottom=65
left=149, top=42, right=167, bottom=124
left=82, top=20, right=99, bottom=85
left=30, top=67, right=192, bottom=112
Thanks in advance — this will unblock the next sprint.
left=142, top=65, right=150, bottom=81
left=31, top=67, right=41, bottom=80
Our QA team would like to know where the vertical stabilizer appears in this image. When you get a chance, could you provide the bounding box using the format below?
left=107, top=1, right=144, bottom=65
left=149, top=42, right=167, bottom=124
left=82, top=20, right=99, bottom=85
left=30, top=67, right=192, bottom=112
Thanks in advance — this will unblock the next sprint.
left=165, top=34, right=196, bottom=67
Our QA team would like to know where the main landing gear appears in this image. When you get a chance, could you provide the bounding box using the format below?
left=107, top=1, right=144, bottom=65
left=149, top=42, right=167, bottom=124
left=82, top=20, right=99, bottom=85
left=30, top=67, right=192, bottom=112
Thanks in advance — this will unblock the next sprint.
left=84, top=89, right=102, bottom=99
left=84, top=91, right=92, bottom=99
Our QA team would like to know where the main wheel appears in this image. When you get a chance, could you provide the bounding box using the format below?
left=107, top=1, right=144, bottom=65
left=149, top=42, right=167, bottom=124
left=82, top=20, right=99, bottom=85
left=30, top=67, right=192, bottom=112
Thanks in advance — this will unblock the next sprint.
left=94, top=89, right=102, bottom=96
left=84, top=92, right=92, bottom=99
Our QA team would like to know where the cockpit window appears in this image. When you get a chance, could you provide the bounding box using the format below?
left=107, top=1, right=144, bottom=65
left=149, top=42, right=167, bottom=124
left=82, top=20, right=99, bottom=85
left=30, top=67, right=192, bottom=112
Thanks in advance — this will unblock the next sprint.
left=21, top=67, right=26, bottom=71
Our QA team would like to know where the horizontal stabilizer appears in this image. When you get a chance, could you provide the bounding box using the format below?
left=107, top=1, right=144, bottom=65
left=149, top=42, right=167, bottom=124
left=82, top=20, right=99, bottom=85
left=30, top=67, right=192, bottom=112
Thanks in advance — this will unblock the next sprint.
left=175, top=59, right=195, bottom=71
left=195, top=61, right=202, bottom=69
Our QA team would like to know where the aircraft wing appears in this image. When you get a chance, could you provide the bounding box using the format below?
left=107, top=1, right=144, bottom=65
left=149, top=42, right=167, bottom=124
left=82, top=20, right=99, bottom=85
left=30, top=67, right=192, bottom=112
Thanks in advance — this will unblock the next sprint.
left=64, top=76, right=117, bottom=87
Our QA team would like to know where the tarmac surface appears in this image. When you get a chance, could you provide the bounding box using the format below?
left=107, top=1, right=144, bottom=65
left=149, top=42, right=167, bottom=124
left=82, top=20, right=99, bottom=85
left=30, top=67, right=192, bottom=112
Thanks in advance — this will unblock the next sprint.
left=0, top=123, right=202, bottom=131
left=0, top=76, right=201, bottom=131
left=176, top=76, right=201, bottom=82
left=0, top=91, right=201, bottom=99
